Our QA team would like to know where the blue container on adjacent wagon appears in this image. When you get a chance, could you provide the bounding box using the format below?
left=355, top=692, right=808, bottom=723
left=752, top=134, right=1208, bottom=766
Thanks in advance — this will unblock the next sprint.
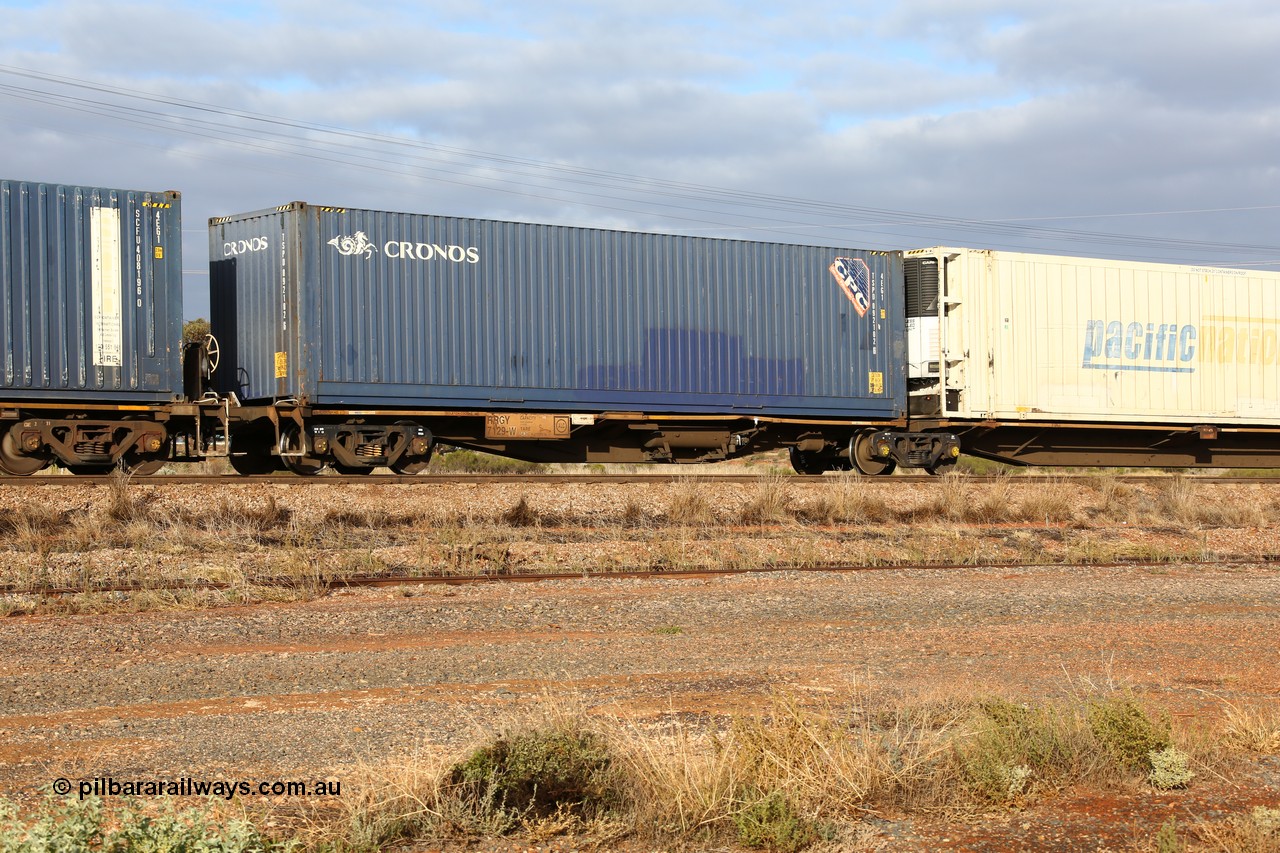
left=0, top=180, right=184, bottom=403
left=209, top=202, right=905, bottom=419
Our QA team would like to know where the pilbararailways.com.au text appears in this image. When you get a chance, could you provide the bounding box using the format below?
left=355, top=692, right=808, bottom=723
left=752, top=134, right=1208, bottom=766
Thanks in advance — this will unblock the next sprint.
left=53, top=776, right=341, bottom=800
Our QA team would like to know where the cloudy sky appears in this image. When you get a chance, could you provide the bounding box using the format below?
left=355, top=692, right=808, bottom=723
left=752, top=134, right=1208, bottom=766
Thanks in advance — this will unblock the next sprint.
left=2, top=0, right=1279, bottom=317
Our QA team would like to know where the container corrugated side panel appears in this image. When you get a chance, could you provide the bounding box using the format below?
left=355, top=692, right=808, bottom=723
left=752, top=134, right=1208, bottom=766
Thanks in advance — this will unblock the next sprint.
left=214, top=204, right=903, bottom=418
left=938, top=247, right=1280, bottom=425
left=1, top=180, right=182, bottom=402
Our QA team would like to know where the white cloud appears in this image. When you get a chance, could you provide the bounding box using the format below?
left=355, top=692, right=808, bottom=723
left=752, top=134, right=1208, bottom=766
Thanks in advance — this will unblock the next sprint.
left=2, top=0, right=1279, bottom=319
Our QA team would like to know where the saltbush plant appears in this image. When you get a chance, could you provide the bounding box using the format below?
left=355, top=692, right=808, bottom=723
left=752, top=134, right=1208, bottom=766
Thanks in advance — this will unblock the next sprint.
left=0, top=793, right=275, bottom=852
left=1147, top=746, right=1195, bottom=790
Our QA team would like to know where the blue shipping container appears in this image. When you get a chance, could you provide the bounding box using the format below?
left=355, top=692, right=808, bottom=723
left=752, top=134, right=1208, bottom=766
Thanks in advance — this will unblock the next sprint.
left=1, top=180, right=183, bottom=403
left=210, top=203, right=905, bottom=419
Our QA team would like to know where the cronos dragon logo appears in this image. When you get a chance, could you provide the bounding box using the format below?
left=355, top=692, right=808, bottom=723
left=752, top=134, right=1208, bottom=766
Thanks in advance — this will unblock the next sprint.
left=327, top=231, right=376, bottom=259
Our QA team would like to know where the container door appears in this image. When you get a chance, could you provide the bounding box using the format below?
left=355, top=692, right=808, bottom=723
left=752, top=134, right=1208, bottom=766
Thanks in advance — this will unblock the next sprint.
left=210, top=206, right=303, bottom=402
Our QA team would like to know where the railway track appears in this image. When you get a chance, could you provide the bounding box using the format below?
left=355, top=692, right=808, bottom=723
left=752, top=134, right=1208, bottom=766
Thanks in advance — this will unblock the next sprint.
left=7, top=553, right=1279, bottom=598
left=3, top=472, right=1279, bottom=486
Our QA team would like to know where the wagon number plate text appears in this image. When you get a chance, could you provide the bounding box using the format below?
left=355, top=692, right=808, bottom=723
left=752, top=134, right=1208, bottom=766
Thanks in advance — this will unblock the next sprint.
left=484, top=413, right=572, bottom=439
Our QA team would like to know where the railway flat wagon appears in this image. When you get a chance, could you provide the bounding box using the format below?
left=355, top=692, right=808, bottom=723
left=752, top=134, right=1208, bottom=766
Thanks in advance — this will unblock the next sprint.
left=905, top=247, right=1280, bottom=467
left=0, top=179, right=186, bottom=474
left=210, top=203, right=950, bottom=474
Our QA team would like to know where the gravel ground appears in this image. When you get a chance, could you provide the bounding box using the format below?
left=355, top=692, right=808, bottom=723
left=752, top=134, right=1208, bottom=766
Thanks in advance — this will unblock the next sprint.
left=1, top=477, right=1279, bottom=851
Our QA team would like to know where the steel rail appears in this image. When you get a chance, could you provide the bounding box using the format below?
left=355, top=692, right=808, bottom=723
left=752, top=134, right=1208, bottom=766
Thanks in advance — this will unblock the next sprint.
left=2, top=473, right=1279, bottom=486
left=7, top=553, right=1279, bottom=598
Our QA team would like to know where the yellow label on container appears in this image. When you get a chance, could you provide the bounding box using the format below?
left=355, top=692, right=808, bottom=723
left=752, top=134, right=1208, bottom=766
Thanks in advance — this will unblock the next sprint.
left=868, top=371, right=884, bottom=395
left=153, top=247, right=164, bottom=259
left=274, top=351, right=288, bottom=378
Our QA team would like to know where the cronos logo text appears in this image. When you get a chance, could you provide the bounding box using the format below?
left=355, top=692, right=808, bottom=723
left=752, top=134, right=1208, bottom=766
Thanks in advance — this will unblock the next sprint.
left=328, top=231, right=480, bottom=264
left=223, top=236, right=270, bottom=256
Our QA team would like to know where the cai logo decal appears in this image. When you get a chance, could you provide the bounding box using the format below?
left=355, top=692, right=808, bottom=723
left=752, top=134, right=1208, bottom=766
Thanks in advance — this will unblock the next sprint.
left=830, top=257, right=871, bottom=317
left=327, top=231, right=377, bottom=259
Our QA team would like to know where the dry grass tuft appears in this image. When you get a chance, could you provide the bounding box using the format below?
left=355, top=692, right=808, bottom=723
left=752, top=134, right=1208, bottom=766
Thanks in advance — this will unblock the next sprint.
left=322, top=507, right=422, bottom=529
left=180, top=495, right=292, bottom=537
left=1157, top=475, right=1265, bottom=527
left=501, top=494, right=541, bottom=528
left=1088, top=471, right=1136, bottom=520
left=665, top=478, right=717, bottom=526
left=1220, top=699, right=1280, bottom=754
left=1013, top=477, right=1077, bottom=524
left=103, top=471, right=159, bottom=524
left=1190, top=806, right=1280, bottom=852
left=794, top=475, right=892, bottom=524
left=739, top=475, right=794, bottom=525
left=618, top=497, right=651, bottom=529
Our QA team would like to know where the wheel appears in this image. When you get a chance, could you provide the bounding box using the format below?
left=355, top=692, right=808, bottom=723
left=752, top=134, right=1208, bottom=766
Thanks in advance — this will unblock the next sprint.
left=850, top=431, right=896, bottom=476
left=788, top=446, right=828, bottom=476
left=122, top=436, right=170, bottom=476
left=0, top=430, right=49, bottom=476
left=389, top=421, right=432, bottom=474
left=389, top=457, right=430, bottom=475
left=121, top=454, right=167, bottom=476
left=282, top=454, right=327, bottom=476
left=279, top=426, right=327, bottom=476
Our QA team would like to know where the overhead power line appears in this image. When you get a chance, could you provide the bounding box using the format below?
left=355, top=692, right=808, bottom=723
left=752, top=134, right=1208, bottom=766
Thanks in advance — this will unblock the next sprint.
left=2, top=64, right=1278, bottom=265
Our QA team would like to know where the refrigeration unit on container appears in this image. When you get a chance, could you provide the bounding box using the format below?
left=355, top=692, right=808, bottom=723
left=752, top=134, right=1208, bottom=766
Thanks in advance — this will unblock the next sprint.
left=209, top=202, right=906, bottom=419
left=904, top=246, right=1280, bottom=424
left=903, top=246, right=1280, bottom=467
left=0, top=179, right=184, bottom=403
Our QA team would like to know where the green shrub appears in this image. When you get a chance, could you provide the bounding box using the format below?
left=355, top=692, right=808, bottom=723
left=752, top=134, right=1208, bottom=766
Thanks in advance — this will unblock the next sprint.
left=732, top=790, right=817, bottom=853
left=429, top=449, right=549, bottom=474
left=447, top=725, right=618, bottom=833
left=1154, top=816, right=1184, bottom=853
left=1086, top=694, right=1172, bottom=773
left=955, top=698, right=1082, bottom=803
left=953, top=455, right=1014, bottom=475
left=182, top=317, right=211, bottom=344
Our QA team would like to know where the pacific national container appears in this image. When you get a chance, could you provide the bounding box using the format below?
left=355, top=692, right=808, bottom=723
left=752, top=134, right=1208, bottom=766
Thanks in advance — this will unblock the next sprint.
left=906, top=246, right=1280, bottom=425
left=0, top=180, right=184, bottom=402
left=209, top=203, right=905, bottom=419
